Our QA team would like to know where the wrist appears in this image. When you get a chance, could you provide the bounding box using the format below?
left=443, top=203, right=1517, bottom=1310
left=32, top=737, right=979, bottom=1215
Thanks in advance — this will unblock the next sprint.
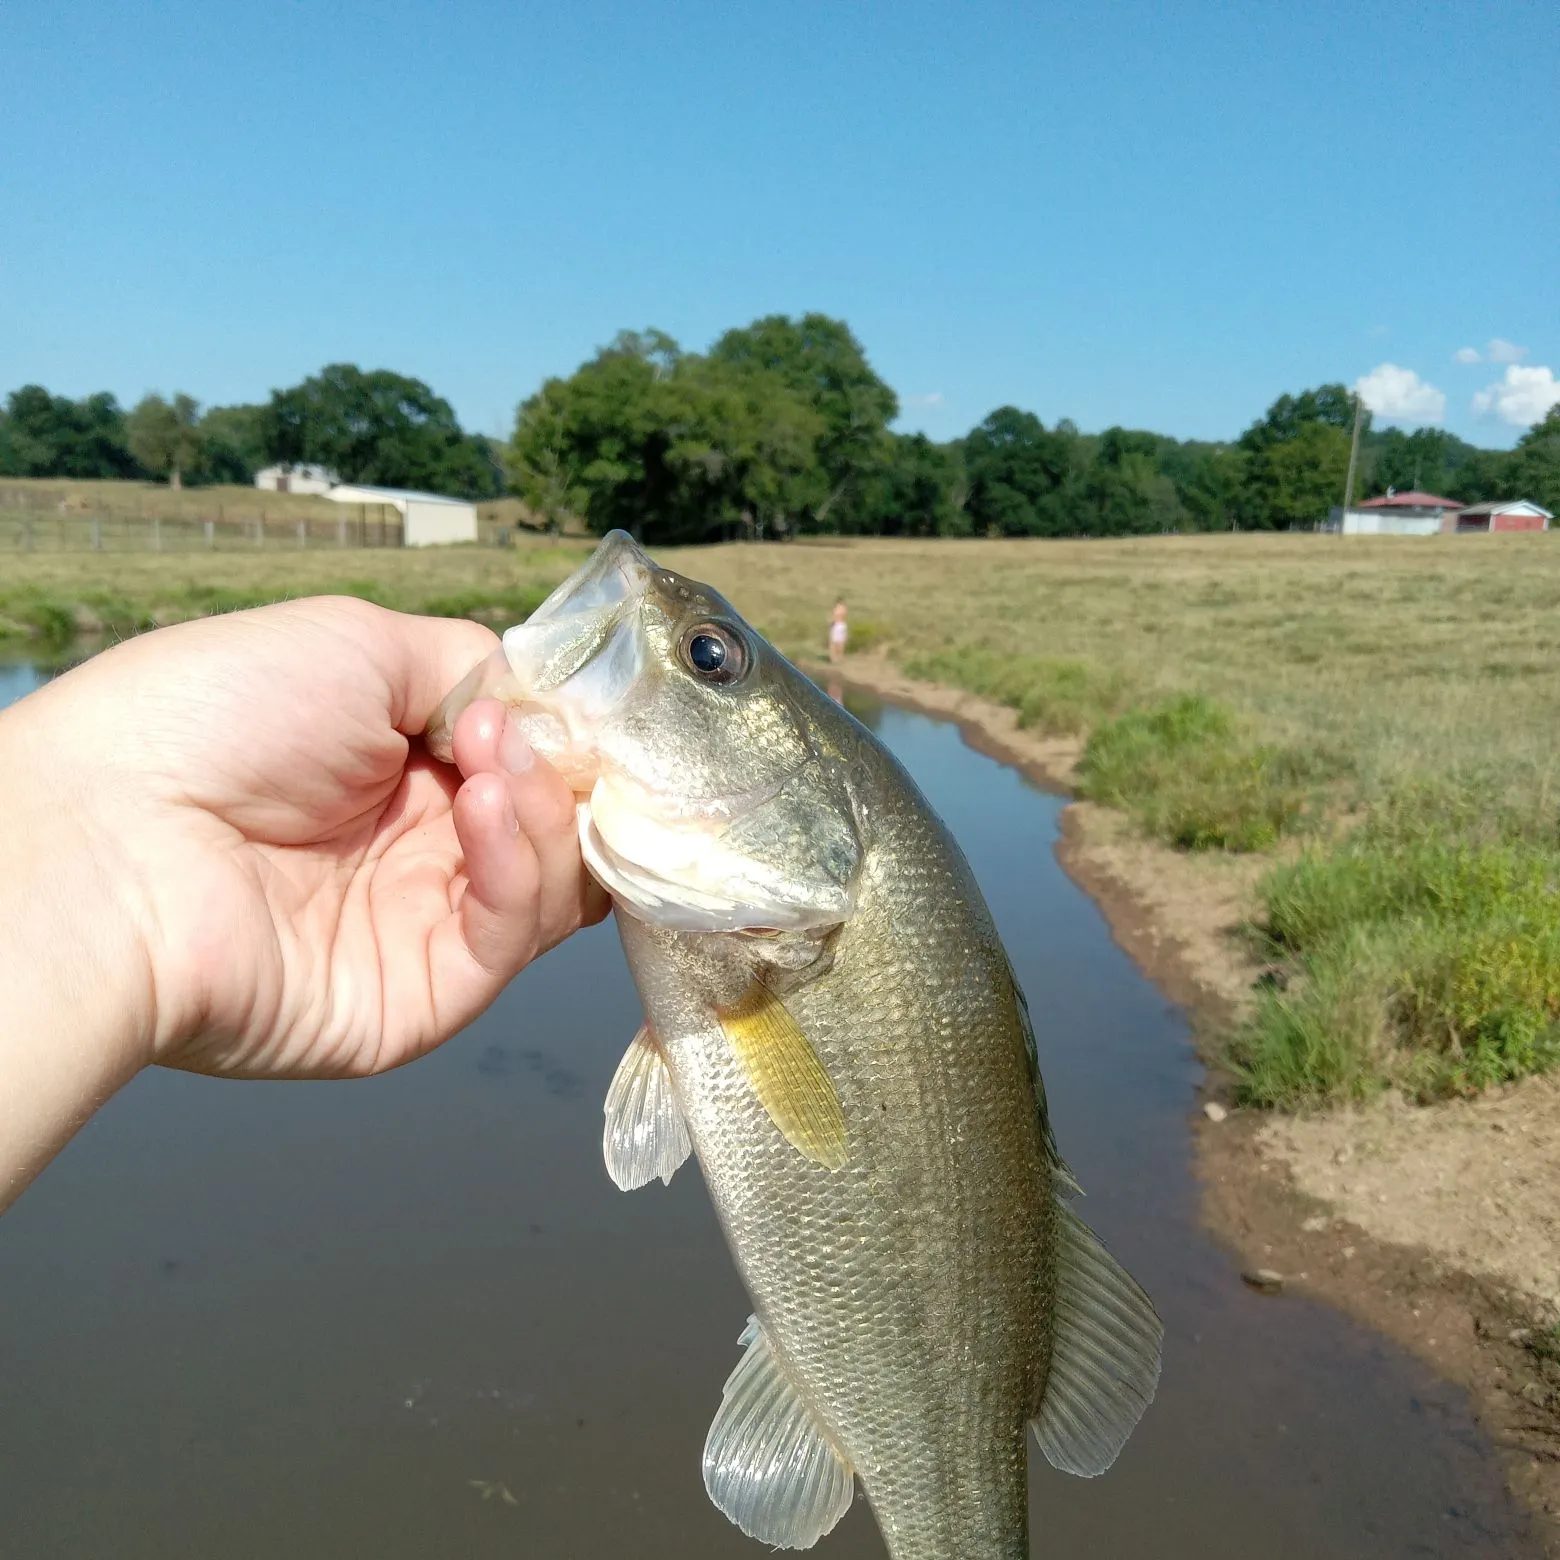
left=0, top=694, right=157, bottom=1208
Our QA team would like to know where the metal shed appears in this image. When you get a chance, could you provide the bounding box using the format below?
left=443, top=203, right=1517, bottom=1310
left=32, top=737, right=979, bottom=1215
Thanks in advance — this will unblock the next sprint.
left=324, top=484, right=479, bottom=547
left=1455, top=499, right=1552, bottom=534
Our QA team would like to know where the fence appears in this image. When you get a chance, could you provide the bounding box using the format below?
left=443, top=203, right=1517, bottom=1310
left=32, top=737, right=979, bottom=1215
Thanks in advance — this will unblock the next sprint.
left=0, top=506, right=415, bottom=553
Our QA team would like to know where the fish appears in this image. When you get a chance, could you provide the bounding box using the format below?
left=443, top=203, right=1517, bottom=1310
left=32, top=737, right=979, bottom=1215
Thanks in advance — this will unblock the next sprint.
left=427, top=531, right=1162, bottom=1559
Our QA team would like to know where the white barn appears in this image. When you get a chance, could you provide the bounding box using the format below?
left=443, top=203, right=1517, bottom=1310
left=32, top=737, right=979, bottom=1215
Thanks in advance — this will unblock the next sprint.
left=254, top=463, right=338, bottom=495
left=324, top=483, right=479, bottom=547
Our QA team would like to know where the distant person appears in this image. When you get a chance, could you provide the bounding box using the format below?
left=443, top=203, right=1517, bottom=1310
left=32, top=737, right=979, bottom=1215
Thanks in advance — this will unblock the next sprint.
left=0, top=600, right=606, bottom=1213
left=828, top=598, right=849, bottom=664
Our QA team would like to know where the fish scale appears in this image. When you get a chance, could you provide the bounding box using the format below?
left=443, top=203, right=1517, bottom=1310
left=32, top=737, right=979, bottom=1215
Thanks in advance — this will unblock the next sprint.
left=619, top=731, right=1052, bottom=1558
left=427, top=530, right=1161, bottom=1558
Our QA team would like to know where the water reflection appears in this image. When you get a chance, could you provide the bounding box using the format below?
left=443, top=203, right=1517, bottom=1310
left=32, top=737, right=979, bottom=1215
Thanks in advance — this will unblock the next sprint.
left=0, top=667, right=1542, bottom=1559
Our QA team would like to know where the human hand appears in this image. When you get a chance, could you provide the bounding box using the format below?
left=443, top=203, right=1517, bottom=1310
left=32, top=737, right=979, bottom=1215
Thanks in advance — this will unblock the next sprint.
left=0, top=598, right=605, bottom=1202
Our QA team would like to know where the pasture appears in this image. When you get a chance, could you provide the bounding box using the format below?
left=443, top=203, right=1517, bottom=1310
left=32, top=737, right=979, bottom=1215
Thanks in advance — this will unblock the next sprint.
left=6, top=527, right=1560, bottom=1105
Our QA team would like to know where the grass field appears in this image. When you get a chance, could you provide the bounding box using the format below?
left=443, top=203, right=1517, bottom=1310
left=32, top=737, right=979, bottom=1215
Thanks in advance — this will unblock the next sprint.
left=6, top=528, right=1560, bottom=1108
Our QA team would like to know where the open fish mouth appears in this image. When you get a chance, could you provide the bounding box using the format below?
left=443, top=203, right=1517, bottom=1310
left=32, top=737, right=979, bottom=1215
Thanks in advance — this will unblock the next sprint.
left=425, top=531, right=651, bottom=784
left=427, top=531, right=844, bottom=933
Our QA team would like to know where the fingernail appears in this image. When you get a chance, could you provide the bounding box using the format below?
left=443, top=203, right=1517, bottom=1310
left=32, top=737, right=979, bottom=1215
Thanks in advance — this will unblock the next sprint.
left=498, top=714, right=534, bottom=774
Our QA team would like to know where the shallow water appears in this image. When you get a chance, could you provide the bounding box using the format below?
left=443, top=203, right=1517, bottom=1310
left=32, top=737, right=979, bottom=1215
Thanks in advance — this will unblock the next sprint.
left=0, top=663, right=1542, bottom=1558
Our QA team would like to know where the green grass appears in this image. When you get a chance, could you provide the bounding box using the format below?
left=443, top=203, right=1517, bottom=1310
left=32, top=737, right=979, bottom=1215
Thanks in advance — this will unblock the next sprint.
left=1231, top=811, right=1560, bottom=1106
left=0, top=544, right=592, bottom=646
left=10, top=522, right=1560, bottom=1112
left=1076, top=693, right=1332, bottom=852
left=903, top=646, right=1135, bottom=735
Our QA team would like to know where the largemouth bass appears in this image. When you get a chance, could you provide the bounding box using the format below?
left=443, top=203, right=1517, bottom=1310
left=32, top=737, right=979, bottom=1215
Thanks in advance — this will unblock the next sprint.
left=428, top=532, right=1161, bottom=1558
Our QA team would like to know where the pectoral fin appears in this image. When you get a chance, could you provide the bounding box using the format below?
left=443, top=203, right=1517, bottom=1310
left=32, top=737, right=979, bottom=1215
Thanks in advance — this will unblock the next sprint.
left=1032, top=1198, right=1163, bottom=1477
left=703, top=1317, right=854, bottom=1548
left=602, top=1025, right=692, bottom=1191
left=715, top=982, right=847, bottom=1170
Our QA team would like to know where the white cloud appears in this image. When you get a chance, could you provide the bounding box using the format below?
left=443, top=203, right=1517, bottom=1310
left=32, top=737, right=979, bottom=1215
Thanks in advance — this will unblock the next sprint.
left=1453, top=346, right=1482, bottom=365
left=1472, top=364, right=1560, bottom=428
left=1487, top=337, right=1528, bottom=365
left=1355, top=363, right=1446, bottom=425
left=903, top=392, right=944, bottom=409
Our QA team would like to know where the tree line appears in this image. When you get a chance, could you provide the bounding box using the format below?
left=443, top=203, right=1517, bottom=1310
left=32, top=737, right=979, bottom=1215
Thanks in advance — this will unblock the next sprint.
left=4, top=315, right=1557, bottom=539
left=0, top=367, right=504, bottom=500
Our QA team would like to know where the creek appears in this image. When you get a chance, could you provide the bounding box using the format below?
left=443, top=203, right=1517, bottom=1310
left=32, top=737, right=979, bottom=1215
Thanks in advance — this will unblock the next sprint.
left=0, top=658, right=1542, bottom=1558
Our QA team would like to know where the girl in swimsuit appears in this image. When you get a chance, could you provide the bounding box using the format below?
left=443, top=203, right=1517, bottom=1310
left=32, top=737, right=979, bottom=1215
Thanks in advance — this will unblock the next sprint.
left=828, top=599, right=848, bottom=664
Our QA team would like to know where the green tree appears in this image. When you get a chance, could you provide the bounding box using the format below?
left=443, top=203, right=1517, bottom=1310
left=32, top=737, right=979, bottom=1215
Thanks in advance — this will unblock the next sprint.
left=1239, top=383, right=1364, bottom=453
left=194, top=403, right=268, bottom=485
left=1510, top=405, right=1560, bottom=514
left=511, top=332, right=682, bottom=540
left=963, top=407, right=1076, bottom=535
left=1249, top=421, right=1352, bottom=527
left=1361, top=426, right=1474, bottom=500
left=260, top=364, right=500, bottom=499
left=126, top=392, right=203, bottom=489
left=661, top=355, right=826, bottom=542
left=855, top=433, right=969, bottom=536
left=1162, top=442, right=1252, bottom=530
left=1085, top=428, right=1189, bottom=534
left=709, top=314, right=897, bottom=530
left=0, top=386, right=139, bottom=478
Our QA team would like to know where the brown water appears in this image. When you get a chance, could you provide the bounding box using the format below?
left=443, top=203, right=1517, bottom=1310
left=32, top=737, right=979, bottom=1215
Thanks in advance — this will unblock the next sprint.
left=0, top=660, right=1543, bottom=1558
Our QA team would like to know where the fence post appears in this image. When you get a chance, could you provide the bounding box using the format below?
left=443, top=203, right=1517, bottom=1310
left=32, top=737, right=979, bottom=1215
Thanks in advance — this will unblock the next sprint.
left=204, top=519, right=215, bottom=549
left=296, top=518, right=307, bottom=548
left=22, top=517, right=33, bottom=552
left=337, top=510, right=347, bottom=547
left=151, top=516, right=161, bottom=551
left=257, top=512, right=265, bottom=549
left=91, top=516, right=102, bottom=551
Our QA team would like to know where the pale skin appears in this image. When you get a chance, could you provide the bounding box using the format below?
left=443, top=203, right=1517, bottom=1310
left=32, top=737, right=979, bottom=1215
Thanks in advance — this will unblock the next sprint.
left=0, top=596, right=606, bottom=1213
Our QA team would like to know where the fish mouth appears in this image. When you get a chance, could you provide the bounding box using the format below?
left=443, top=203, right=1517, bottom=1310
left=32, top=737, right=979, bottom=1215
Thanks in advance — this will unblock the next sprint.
left=424, top=530, right=651, bottom=782
left=427, top=530, right=833, bottom=932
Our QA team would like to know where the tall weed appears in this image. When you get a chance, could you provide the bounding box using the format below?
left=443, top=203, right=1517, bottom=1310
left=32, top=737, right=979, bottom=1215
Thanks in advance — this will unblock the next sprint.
left=1078, top=694, right=1323, bottom=852
left=1234, top=821, right=1560, bottom=1104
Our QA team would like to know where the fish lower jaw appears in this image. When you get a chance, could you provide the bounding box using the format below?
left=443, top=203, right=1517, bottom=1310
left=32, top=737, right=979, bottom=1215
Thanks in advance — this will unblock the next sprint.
left=577, top=804, right=838, bottom=935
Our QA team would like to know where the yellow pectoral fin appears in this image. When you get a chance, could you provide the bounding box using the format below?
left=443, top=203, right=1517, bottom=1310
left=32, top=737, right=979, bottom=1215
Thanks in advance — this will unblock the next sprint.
left=715, top=982, right=848, bottom=1171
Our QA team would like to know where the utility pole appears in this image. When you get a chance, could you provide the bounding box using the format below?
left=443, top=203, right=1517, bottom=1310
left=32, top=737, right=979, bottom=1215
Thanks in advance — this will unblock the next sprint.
left=1340, top=392, right=1364, bottom=533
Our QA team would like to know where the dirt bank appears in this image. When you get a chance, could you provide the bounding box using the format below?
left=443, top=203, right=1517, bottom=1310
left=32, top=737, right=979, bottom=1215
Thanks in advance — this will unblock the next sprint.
left=827, top=653, right=1560, bottom=1549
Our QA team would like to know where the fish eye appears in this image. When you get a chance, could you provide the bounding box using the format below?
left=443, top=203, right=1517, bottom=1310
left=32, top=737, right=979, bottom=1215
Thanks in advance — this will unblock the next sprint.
left=680, top=622, right=748, bottom=685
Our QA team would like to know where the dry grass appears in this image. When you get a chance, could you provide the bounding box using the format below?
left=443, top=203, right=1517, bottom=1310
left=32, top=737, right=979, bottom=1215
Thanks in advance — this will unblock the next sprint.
left=0, top=538, right=593, bottom=639
left=8, top=527, right=1560, bottom=1105
left=676, top=533, right=1560, bottom=813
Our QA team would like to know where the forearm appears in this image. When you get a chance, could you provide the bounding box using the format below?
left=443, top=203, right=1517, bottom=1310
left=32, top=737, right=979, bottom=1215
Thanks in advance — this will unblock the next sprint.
left=0, top=703, right=154, bottom=1211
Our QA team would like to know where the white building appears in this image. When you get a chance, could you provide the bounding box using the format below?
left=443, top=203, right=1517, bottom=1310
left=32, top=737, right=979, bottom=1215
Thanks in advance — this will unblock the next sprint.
left=1327, top=507, right=1443, bottom=536
left=324, top=483, right=479, bottom=547
left=254, top=463, right=338, bottom=495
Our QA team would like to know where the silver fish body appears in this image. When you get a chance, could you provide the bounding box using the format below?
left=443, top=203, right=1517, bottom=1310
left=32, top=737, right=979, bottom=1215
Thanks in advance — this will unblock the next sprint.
left=429, top=533, right=1161, bottom=1559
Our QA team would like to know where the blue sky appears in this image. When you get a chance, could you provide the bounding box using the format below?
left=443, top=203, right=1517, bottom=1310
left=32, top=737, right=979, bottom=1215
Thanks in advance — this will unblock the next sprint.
left=2, top=1, right=1555, bottom=448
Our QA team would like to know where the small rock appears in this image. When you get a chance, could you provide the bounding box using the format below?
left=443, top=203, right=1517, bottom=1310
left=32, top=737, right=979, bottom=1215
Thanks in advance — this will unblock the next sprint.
left=1332, top=1146, right=1353, bottom=1166
left=1242, top=1268, right=1285, bottom=1295
left=1300, top=1216, right=1328, bottom=1233
left=1203, top=1102, right=1228, bottom=1123
left=1508, top=1328, right=1533, bottom=1345
left=1341, top=1245, right=1356, bottom=1260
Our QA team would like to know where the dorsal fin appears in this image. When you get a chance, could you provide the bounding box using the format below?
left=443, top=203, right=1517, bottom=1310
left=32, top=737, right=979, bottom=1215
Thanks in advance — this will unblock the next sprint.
left=1033, top=1200, right=1163, bottom=1476
left=703, top=1317, right=855, bottom=1548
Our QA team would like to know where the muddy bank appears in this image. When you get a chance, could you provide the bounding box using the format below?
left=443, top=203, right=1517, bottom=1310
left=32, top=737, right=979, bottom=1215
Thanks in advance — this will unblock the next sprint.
left=824, top=653, right=1560, bottom=1549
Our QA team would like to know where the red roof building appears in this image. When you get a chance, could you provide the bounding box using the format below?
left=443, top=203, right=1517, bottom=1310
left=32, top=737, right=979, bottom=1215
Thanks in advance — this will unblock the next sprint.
left=1355, top=490, right=1464, bottom=513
